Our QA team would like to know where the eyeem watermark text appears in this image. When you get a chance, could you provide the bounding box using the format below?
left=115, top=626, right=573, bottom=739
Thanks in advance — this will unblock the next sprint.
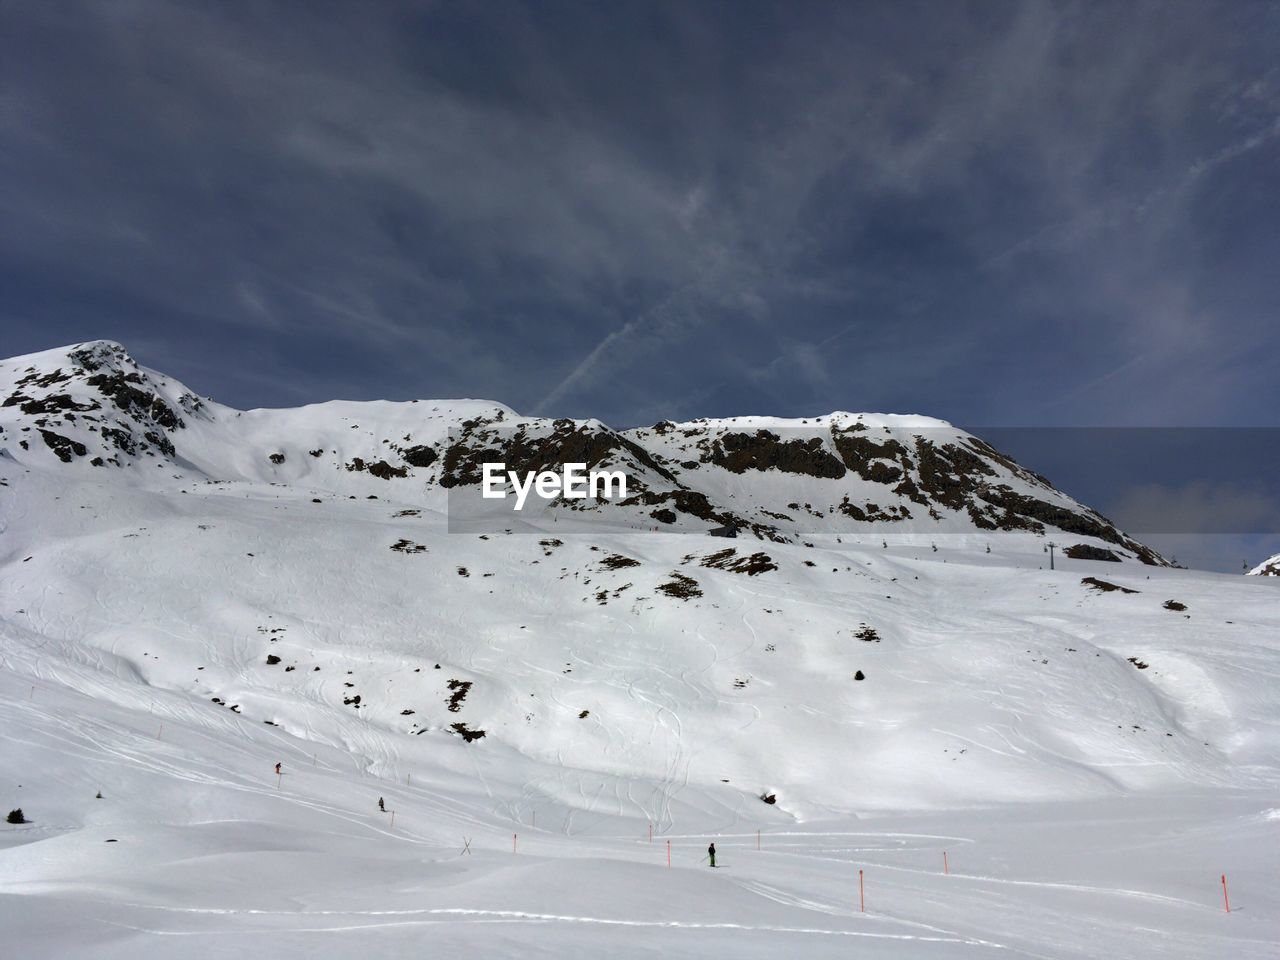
left=481, top=462, right=628, bottom=510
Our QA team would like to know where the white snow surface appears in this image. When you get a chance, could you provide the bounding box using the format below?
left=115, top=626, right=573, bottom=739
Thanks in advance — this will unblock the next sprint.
left=1, top=342, right=1278, bottom=958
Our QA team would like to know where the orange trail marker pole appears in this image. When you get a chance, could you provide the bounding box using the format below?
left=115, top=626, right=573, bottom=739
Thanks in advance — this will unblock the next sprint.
left=943, top=851, right=949, bottom=874
left=1222, top=874, right=1230, bottom=913
left=859, top=869, right=865, bottom=912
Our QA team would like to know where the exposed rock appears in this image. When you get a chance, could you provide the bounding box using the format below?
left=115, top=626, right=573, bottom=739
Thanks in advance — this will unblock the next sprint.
left=1065, top=544, right=1121, bottom=562
left=39, top=429, right=87, bottom=462
left=346, top=457, right=408, bottom=480
left=4, top=393, right=99, bottom=415
left=401, top=444, right=438, bottom=468
left=450, top=722, right=486, bottom=742
left=657, top=572, right=703, bottom=600
left=440, top=418, right=676, bottom=489
left=600, top=553, right=641, bottom=570
left=831, top=430, right=909, bottom=483
left=710, top=430, right=846, bottom=479
left=446, top=679, right=472, bottom=713
left=697, top=548, right=777, bottom=576
left=1082, top=577, right=1139, bottom=594
left=85, top=371, right=183, bottom=430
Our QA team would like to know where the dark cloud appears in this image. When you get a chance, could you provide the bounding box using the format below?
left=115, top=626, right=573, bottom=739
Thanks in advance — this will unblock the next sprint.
left=1, top=1, right=1277, bottom=568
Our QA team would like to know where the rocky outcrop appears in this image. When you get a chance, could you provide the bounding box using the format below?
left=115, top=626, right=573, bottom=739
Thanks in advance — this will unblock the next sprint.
left=1248, top=554, right=1280, bottom=576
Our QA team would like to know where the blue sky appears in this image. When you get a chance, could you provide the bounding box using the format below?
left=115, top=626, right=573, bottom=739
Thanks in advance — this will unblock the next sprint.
left=1, top=2, right=1278, bottom=567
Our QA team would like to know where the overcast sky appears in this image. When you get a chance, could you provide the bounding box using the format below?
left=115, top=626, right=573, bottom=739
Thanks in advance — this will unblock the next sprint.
left=2, top=1, right=1278, bottom=568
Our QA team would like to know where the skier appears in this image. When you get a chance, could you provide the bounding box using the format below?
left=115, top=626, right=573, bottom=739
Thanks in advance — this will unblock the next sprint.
left=274, top=762, right=282, bottom=775
left=378, top=797, right=385, bottom=812
left=707, top=842, right=716, bottom=868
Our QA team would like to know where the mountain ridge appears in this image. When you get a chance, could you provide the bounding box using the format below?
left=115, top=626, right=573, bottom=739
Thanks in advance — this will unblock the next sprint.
left=0, top=340, right=1163, bottom=564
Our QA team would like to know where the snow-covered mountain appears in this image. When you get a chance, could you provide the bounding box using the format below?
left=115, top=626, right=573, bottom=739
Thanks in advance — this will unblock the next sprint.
left=2, top=341, right=1278, bottom=959
left=2, top=340, right=1162, bottom=561
left=1248, top=553, right=1280, bottom=576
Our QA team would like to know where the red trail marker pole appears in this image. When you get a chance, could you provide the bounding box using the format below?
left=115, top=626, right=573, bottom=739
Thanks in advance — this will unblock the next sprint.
left=943, top=851, right=949, bottom=874
left=1222, top=874, right=1230, bottom=913
left=859, top=869, right=865, bottom=912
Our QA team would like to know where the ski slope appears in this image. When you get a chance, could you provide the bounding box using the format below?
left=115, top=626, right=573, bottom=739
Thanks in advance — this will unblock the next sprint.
left=2, top=342, right=1278, bottom=958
